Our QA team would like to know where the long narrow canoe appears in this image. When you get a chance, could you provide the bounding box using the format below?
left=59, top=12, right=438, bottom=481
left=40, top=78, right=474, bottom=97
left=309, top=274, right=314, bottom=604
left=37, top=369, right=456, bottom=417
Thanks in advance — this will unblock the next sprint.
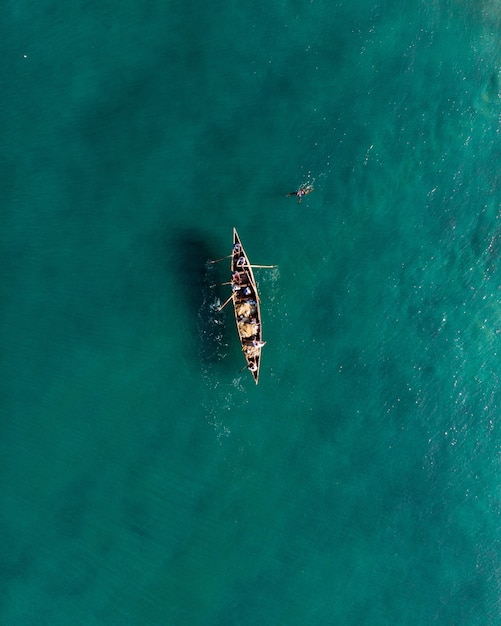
left=231, top=228, right=264, bottom=384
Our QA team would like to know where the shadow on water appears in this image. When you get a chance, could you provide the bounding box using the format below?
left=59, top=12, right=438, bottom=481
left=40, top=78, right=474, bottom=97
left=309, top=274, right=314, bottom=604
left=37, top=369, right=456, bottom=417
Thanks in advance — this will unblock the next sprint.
left=172, top=229, right=232, bottom=365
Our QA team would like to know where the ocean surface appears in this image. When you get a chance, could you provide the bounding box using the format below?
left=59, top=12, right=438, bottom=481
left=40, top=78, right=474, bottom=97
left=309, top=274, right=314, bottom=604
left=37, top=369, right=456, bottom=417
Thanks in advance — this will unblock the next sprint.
left=2, top=1, right=500, bottom=624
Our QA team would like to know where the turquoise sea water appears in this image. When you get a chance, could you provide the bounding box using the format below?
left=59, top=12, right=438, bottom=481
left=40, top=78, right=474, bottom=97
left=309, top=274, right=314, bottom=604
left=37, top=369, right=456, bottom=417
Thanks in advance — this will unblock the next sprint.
left=2, top=1, right=500, bottom=624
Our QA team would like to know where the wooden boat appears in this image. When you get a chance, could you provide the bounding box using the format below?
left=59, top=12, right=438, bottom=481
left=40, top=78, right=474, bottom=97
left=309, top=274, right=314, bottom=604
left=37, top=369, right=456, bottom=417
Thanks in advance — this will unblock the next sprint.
left=230, top=228, right=265, bottom=384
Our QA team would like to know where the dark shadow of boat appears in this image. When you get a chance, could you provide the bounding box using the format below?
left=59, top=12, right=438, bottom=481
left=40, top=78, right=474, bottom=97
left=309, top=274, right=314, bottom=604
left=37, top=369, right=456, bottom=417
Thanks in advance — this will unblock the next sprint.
left=172, top=229, right=232, bottom=366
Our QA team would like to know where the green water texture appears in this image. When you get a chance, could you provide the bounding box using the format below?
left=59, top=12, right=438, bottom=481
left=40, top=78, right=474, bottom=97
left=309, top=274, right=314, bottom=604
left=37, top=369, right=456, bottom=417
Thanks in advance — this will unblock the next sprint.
left=2, top=1, right=501, bottom=624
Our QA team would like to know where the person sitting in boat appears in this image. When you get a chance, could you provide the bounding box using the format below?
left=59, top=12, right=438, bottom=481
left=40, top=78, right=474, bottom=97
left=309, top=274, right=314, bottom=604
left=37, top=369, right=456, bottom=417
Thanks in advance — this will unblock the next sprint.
left=286, top=184, right=314, bottom=204
left=248, top=361, right=258, bottom=372
left=233, top=243, right=241, bottom=253
left=232, top=270, right=242, bottom=284
left=243, top=344, right=259, bottom=357
left=236, top=256, right=246, bottom=267
left=248, top=318, right=260, bottom=334
left=252, top=339, right=266, bottom=348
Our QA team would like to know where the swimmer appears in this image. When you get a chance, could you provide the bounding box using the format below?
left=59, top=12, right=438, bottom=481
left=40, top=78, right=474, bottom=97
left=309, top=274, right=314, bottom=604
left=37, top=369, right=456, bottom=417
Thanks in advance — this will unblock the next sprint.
left=287, top=185, right=314, bottom=204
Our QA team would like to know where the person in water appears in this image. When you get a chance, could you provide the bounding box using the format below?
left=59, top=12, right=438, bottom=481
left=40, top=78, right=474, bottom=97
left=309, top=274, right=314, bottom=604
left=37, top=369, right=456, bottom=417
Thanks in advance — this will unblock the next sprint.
left=287, top=185, right=314, bottom=204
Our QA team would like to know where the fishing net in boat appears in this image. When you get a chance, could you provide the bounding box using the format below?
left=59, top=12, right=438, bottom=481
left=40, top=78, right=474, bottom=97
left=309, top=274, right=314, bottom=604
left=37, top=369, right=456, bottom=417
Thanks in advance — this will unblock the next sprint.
left=236, top=302, right=256, bottom=318
left=238, top=321, right=257, bottom=338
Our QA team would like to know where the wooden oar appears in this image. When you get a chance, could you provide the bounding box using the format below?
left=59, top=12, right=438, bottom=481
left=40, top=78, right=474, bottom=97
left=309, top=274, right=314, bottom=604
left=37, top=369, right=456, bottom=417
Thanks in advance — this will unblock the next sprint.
left=209, top=281, right=232, bottom=288
left=249, top=264, right=277, bottom=269
left=216, top=293, right=234, bottom=312
left=209, top=254, right=232, bottom=264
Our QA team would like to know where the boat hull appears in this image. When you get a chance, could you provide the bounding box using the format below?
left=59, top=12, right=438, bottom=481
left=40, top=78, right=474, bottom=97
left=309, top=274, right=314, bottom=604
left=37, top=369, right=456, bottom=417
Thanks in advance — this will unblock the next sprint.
left=231, top=228, right=263, bottom=384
